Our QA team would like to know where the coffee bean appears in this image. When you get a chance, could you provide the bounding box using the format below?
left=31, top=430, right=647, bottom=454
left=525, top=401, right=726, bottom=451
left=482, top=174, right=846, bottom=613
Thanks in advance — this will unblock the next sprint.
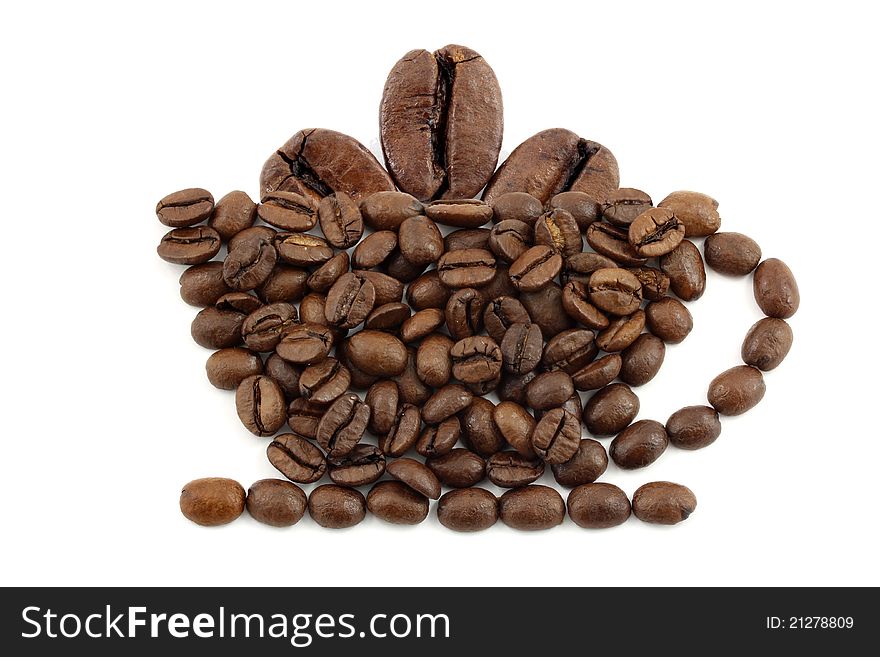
left=179, top=477, right=244, bottom=526
left=588, top=268, right=643, bottom=316
left=572, top=353, right=622, bottom=391
left=380, top=45, right=502, bottom=201
left=223, top=237, right=277, bottom=292
left=236, top=375, right=287, bottom=436
left=632, top=481, right=697, bottom=525
left=445, top=288, right=485, bottom=341
left=384, top=249, right=427, bottom=282
left=367, top=481, right=430, bottom=525
left=499, top=323, right=543, bottom=375
left=206, top=347, right=263, bottom=390
left=519, top=283, right=574, bottom=338
left=426, top=199, right=494, bottom=228
left=156, top=188, right=214, bottom=227
left=646, top=297, right=693, bottom=343
left=261, top=128, right=394, bottom=201
left=308, top=484, right=367, bottom=529
left=258, top=265, right=309, bottom=304
left=484, top=129, right=619, bottom=205
left=422, top=384, right=473, bottom=424
left=596, top=310, right=645, bottom=352
left=449, top=336, right=502, bottom=384
left=658, top=191, right=720, bottom=237
left=567, top=483, right=631, bottom=529
left=354, top=270, right=404, bottom=305
left=387, top=457, right=442, bottom=499
left=242, top=302, right=298, bottom=352
left=583, top=383, right=639, bottom=436
left=479, top=264, right=519, bottom=301
left=627, top=267, right=670, bottom=301
left=563, top=252, right=620, bottom=285
left=489, top=219, right=533, bottom=263
left=416, top=416, right=461, bottom=458
left=666, top=405, right=721, bottom=450
left=399, top=215, right=444, bottom=266
left=601, top=188, right=652, bottom=227
left=265, top=354, right=301, bottom=400
left=179, top=262, right=231, bottom=307
left=306, top=251, right=349, bottom=294
left=275, top=232, right=334, bottom=267
left=364, top=302, right=411, bottom=331
left=286, top=398, right=326, bottom=439
left=498, top=370, right=539, bottom=405
left=324, top=273, right=376, bottom=329
left=316, top=393, right=370, bottom=459
left=415, top=333, right=453, bottom=388
left=707, top=365, right=766, bottom=415
left=191, top=306, right=246, bottom=349
left=628, top=207, right=685, bottom=257
left=498, top=485, right=565, bottom=531
left=526, top=371, right=575, bottom=412
left=487, top=451, right=544, bottom=488
left=400, top=308, right=445, bottom=343
left=209, top=191, right=257, bottom=241
left=298, top=295, right=342, bottom=343
left=610, top=419, right=668, bottom=469
left=555, top=393, right=584, bottom=422
left=392, top=347, right=432, bottom=405
left=509, top=245, right=563, bottom=292
left=437, top=488, right=498, bottom=532
left=741, top=317, right=793, bottom=371
left=426, top=448, right=486, bottom=488
left=246, top=479, right=307, bottom=527
left=444, top=227, right=492, bottom=251
left=328, top=445, right=386, bottom=487
left=561, top=281, right=610, bottom=330
left=258, top=191, right=318, bottom=232
left=345, top=330, right=407, bottom=377
left=157, top=226, right=221, bottom=265
left=753, top=258, right=799, bottom=318
left=352, top=230, right=397, bottom=269
left=275, top=322, right=334, bottom=364
left=379, top=403, right=422, bottom=457
left=490, top=192, right=544, bottom=226
left=551, top=439, right=608, bottom=487
left=360, top=191, right=424, bottom=230
left=704, top=232, right=762, bottom=276
left=660, top=239, right=706, bottom=301
left=491, top=401, right=537, bottom=458
left=267, top=433, right=327, bottom=483
left=483, top=296, right=529, bottom=343
left=620, top=333, right=666, bottom=386
left=531, top=407, right=581, bottom=463
left=298, top=358, right=350, bottom=404
left=407, top=270, right=450, bottom=310
left=465, top=375, right=501, bottom=397
left=548, top=191, right=601, bottom=231
left=542, top=329, right=598, bottom=374
left=437, top=248, right=496, bottom=288
left=228, top=225, right=277, bottom=252
left=586, top=222, right=647, bottom=267
left=534, top=208, right=582, bottom=256
left=459, top=397, right=505, bottom=457
left=364, top=380, right=400, bottom=436
left=318, top=192, right=363, bottom=249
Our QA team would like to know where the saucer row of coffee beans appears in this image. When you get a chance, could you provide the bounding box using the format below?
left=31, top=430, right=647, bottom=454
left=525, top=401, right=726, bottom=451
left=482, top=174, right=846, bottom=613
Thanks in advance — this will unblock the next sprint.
left=159, top=44, right=799, bottom=531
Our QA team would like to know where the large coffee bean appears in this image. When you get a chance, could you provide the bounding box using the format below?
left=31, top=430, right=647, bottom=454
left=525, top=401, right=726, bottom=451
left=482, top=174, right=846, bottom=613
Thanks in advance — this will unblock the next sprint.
left=487, top=451, right=544, bottom=488
left=257, top=191, right=318, bottom=232
left=426, top=448, right=486, bottom=488
left=318, top=192, right=363, bottom=249
left=360, top=191, right=424, bottom=231
left=459, top=397, right=505, bottom=457
left=445, top=288, right=485, bottom=341
left=422, top=384, right=473, bottom=424
left=526, top=371, right=575, bottom=412
left=610, top=419, right=669, bottom=469
left=707, top=365, right=766, bottom=415
left=498, top=485, right=566, bottom=531
left=741, top=318, right=793, bottom=371
left=315, top=393, right=371, bottom=459
left=619, top=333, right=666, bottom=386
left=551, top=439, right=608, bottom=487
left=437, top=488, right=498, bottom=532
left=658, top=191, right=720, bottom=237
left=246, top=479, right=307, bottom=527
left=266, top=433, right=327, bottom=483
left=275, top=323, right=334, bottom=365
left=345, top=330, right=407, bottom=376
left=628, top=207, right=685, bottom=257
left=531, top=407, right=581, bottom=464
left=632, top=481, right=697, bottom=525
left=367, top=481, right=429, bottom=525
left=666, top=405, right=722, bottom=450
left=206, top=347, right=263, bottom=390
left=437, top=249, right=496, bottom=289
left=567, top=483, right=631, bottom=529
left=509, top=245, right=563, bottom=292
left=660, top=239, right=707, bottom=301
left=704, top=232, right=762, bottom=276
left=157, top=188, right=214, bottom=227
left=386, top=457, right=442, bottom=499
left=583, top=383, right=639, bottom=436
left=179, top=478, right=245, bottom=526
left=753, top=258, right=799, bottom=318
left=328, top=445, right=386, bottom=487
left=236, top=375, right=287, bottom=436
left=208, top=190, right=256, bottom=241
left=601, top=188, right=652, bottom=228
left=308, top=484, right=367, bottom=529
left=157, top=226, right=221, bottom=265
left=646, top=297, right=693, bottom=343
left=179, top=262, right=231, bottom=307
left=588, top=268, right=642, bottom=316
left=572, top=353, right=622, bottom=391
left=416, top=416, right=461, bottom=458
left=500, top=323, right=543, bottom=375
left=379, top=403, right=422, bottom=457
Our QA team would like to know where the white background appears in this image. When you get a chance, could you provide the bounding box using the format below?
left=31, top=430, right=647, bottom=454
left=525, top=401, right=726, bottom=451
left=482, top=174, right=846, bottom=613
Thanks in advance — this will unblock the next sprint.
left=1, top=0, right=877, bottom=587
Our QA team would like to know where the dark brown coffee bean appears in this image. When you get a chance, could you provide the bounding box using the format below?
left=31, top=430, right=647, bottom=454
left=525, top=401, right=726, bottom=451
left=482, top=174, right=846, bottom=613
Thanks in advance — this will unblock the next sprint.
left=489, top=219, right=532, bottom=263
left=586, top=222, right=647, bottom=267
left=620, top=334, right=666, bottom=386
left=286, top=398, right=325, bottom=439
left=498, top=485, right=565, bottom=531
left=567, top=483, right=631, bottom=528
left=275, top=232, right=334, bottom=267
left=267, top=433, right=327, bottom=483
left=666, top=405, right=721, bottom=450
left=236, top=375, right=287, bottom=436
left=209, top=191, right=256, bottom=241
left=437, top=488, right=498, bottom=532
left=542, top=329, right=597, bottom=375
left=179, top=262, right=231, bottom=307
left=465, top=376, right=501, bottom=397
left=484, top=129, right=619, bottom=205
left=627, top=267, right=670, bottom=301
left=265, top=353, right=301, bottom=400
left=228, top=225, right=277, bottom=252
left=157, top=188, right=214, bottom=227
left=398, top=215, right=444, bottom=266
left=741, top=317, right=793, bottom=371
left=392, top=347, right=432, bottom=406
left=261, top=128, right=394, bottom=201
left=548, top=191, right=601, bottom=231
left=223, top=238, right=277, bottom=292
left=315, top=393, right=370, bottom=459
left=551, top=439, right=608, bottom=487
left=379, top=403, right=422, bottom=457
left=406, top=270, right=450, bottom=310
left=499, top=322, right=543, bottom=375
left=704, top=232, right=762, bottom=276
left=297, top=358, right=350, bottom=404
left=324, top=272, right=376, bottom=330
left=753, top=258, right=799, bottom=319
left=493, top=401, right=537, bottom=458
left=426, top=199, right=494, bottom=228
left=328, top=445, right=386, bottom=487
left=437, top=248, right=496, bottom=289
left=179, top=478, right=244, bottom=526
left=444, top=227, right=491, bottom=251
left=422, top=384, right=473, bottom=424
left=572, top=353, right=622, bottom=391
left=588, top=268, right=643, bottom=316
left=485, top=451, right=543, bottom=488
left=526, top=372, right=575, bottom=412
left=632, top=481, right=697, bottom=525
left=384, top=249, right=427, bottom=283
left=367, top=481, right=429, bottom=525
left=206, top=347, right=263, bottom=390
left=659, top=239, right=706, bottom=301
left=426, top=448, right=486, bottom=488
left=628, top=207, right=685, bottom=257
left=364, top=302, right=411, bottom=331
left=191, top=306, right=246, bottom=349
left=308, top=484, right=367, bottom=529
left=416, top=416, right=461, bottom=458
left=509, top=245, right=563, bottom=293
left=561, top=281, right=610, bottom=330
left=480, top=296, right=527, bottom=343
left=344, top=330, right=407, bottom=377
left=583, top=383, right=639, bottom=436
left=459, top=397, right=505, bottom=457
left=360, top=191, right=424, bottom=230
left=444, top=288, right=485, bottom=341
left=387, top=457, right=441, bottom=499
left=596, top=310, right=645, bottom=352
left=354, top=270, right=404, bottom=306
left=211, top=291, right=261, bottom=315
left=531, top=407, right=581, bottom=464
left=298, top=295, right=343, bottom=343
left=610, top=419, right=668, bottom=469
left=415, top=333, right=453, bottom=388
left=258, top=191, right=318, bottom=232
left=257, top=265, right=309, bottom=305
left=708, top=365, right=766, bottom=415
left=534, top=209, right=582, bottom=256
left=563, top=252, right=619, bottom=285
left=241, top=302, right=298, bottom=352
left=478, top=264, right=518, bottom=300
left=157, top=226, right=221, bottom=265
left=601, top=188, right=652, bottom=228
left=306, top=251, right=349, bottom=294
left=554, top=393, right=583, bottom=421
left=317, top=192, right=363, bottom=249
left=275, top=322, right=334, bottom=364
left=490, top=191, right=544, bottom=226
left=352, top=230, right=397, bottom=269
left=363, top=380, right=399, bottom=436
left=400, top=308, right=444, bottom=343
left=519, top=283, right=574, bottom=338
left=658, top=191, right=720, bottom=237
left=646, top=298, right=693, bottom=343
left=246, top=479, right=307, bottom=527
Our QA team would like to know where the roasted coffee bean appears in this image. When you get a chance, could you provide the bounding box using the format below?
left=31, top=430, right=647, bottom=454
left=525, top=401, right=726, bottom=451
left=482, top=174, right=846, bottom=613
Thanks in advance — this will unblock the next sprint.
left=328, top=445, right=386, bottom=487
left=384, top=249, right=427, bottom=283
left=561, top=281, right=610, bottom=330
left=426, top=199, right=494, bottom=228
left=660, top=239, right=706, bottom=301
left=265, top=353, right=301, bottom=400
left=367, top=481, right=429, bottom=525
left=531, top=407, right=581, bottom=464
left=324, top=273, right=376, bottom=329
left=583, top=383, right=639, bottom=436
left=444, top=227, right=491, bottom=251
left=489, top=219, right=533, bottom=263
left=365, top=380, right=399, bottom=436
left=491, top=191, right=544, bottom=226
left=354, top=270, right=404, bottom=305
left=708, top=365, right=766, bottom=415
left=360, top=191, right=424, bottom=230
left=480, top=264, right=518, bottom=300
left=380, top=45, right=502, bottom=201
left=646, top=297, right=693, bottom=343
left=704, top=232, right=762, bottom=276
left=601, top=188, right=652, bottom=227
left=275, top=323, right=334, bottom=364
left=257, top=265, right=309, bottom=304
left=465, top=375, right=501, bottom=397
left=519, top=283, right=574, bottom=338
left=586, top=222, right=647, bottom=267
left=298, top=294, right=342, bottom=342
left=298, top=358, right=350, bottom=404
left=306, top=252, right=350, bottom=294
left=179, top=478, right=244, bottom=526
left=487, top=451, right=544, bottom=488
left=157, top=188, right=214, bottom=227
left=610, top=419, right=668, bottom=469
left=206, top=347, right=263, bottom=390
left=658, top=191, right=720, bottom=237
left=387, top=457, right=442, bottom=499
left=422, top=384, right=473, bottom=424
left=246, top=479, right=307, bottom=527
left=267, top=433, right=327, bottom=483
left=214, top=291, right=262, bottom=314
left=209, top=191, right=256, bottom=241
left=666, top=405, right=721, bottom=450
left=555, top=393, right=584, bottom=421
left=286, top=398, right=326, bottom=439
left=742, top=318, right=793, bottom=371
left=437, top=248, right=496, bottom=289
left=223, top=237, right=277, bottom=291
left=315, top=393, right=370, bottom=459
left=548, top=191, right=602, bottom=231
left=437, top=488, right=498, bottom=532
left=275, top=232, right=334, bottom=267
left=534, top=208, right=582, bottom=256
left=407, top=270, right=450, bottom=310
left=179, top=262, right=232, bottom=307
left=481, top=296, right=527, bottom=343
left=236, top=375, right=287, bottom=436
left=241, top=302, right=297, bottom=352
left=484, top=129, right=619, bottom=205
left=628, top=207, right=685, bottom=257
left=400, top=308, right=444, bottom=343
left=398, top=215, right=444, bottom=266
left=567, top=483, right=631, bottom=529
left=620, top=334, right=666, bottom=386
left=308, top=484, right=367, bottom=529
left=498, top=370, right=539, bottom=405
left=526, top=371, right=575, bottom=412
left=753, top=258, right=799, bottom=319
left=493, top=401, right=537, bottom=458
left=191, top=306, right=246, bottom=349
left=392, top=347, right=432, bottom=405
left=345, top=330, right=407, bottom=376
left=157, top=226, right=221, bottom=265
left=260, top=128, right=394, bottom=201
left=318, top=192, right=363, bottom=249
left=499, top=322, right=543, bottom=375
left=596, top=310, right=645, bottom=352
left=551, top=439, right=608, bottom=487
left=542, top=329, right=597, bottom=375
left=509, top=245, right=563, bottom=293
left=258, top=191, right=318, bottom=232
left=588, top=268, right=643, bottom=316
left=352, top=230, right=397, bottom=269
left=632, top=481, right=697, bottom=525
left=416, top=416, right=461, bottom=458
left=563, top=252, right=619, bottom=285
left=572, top=353, right=622, bottom=391
left=498, top=485, right=565, bottom=531
left=228, top=225, right=277, bottom=252
left=459, top=397, right=505, bottom=457
left=627, top=267, right=670, bottom=301
left=379, top=403, right=422, bottom=457
left=416, top=333, right=454, bottom=388
left=444, top=288, right=485, bottom=341
left=427, top=448, right=486, bottom=488
left=365, top=302, right=411, bottom=331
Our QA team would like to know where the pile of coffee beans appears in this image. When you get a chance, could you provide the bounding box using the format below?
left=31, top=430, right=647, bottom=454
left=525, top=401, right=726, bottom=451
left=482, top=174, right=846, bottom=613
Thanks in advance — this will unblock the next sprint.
left=162, top=45, right=799, bottom=531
